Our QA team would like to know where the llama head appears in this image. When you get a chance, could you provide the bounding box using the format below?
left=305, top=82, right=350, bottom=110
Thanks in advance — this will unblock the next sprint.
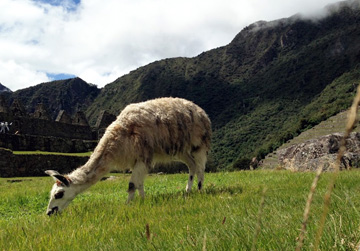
left=45, top=170, right=76, bottom=216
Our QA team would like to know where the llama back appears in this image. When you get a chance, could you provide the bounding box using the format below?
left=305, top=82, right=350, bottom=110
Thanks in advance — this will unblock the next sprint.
left=100, top=97, right=211, bottom=168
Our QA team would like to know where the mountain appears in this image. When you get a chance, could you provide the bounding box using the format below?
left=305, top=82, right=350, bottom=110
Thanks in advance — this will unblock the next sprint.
left=4, top=0, right=360, bottom=170
left=10, top=77, right=100, bottom=119
left=86, top=0, right=360, bottom=169
left=0, top=83, right=12, bottom=93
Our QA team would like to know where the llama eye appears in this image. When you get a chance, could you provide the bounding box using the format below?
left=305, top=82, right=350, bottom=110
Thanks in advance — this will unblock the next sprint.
left=54, top=191, right=64, bottom=199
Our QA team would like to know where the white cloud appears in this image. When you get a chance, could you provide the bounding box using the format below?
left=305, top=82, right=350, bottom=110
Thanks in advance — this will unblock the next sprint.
left=0, top=60, right=50, bottom=91
left=0, top=0, right=341, bottom=91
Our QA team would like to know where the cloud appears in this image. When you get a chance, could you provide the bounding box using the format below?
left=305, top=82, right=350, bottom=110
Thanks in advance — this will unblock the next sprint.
left=0, top=60, right=50, bottom=91
left=0, top=0, right=341, bottom=91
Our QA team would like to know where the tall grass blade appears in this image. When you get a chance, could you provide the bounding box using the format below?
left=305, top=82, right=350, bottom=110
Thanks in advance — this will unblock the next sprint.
left=251, top=187, right=267, bottom=251
left=314, top=84, right=360, bottom=249
left=296, top=164, right=323, bottom=250
left=202, top=232, right=207, bottom=251
left=146, top=223, right=151, bottom=240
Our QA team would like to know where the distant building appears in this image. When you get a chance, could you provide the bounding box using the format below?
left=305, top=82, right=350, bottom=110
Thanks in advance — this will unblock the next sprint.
left=32, top=103, right=51, bottom=120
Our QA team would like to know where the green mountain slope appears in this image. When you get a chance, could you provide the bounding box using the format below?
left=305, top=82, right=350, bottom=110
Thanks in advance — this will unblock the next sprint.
left=86, top=1, right=360, bottom=169
left=11, top=77, right=100, bottom=119
left=242, top=68, right=360, bottom=169
left=262, top=88, right=360, bottom=169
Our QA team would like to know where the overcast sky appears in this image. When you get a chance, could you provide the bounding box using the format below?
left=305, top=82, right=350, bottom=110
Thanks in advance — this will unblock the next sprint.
left=0, top=0, right=341, bottom=91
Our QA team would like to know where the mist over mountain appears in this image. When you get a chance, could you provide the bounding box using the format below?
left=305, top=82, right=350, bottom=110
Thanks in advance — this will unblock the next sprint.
left=0, top=83, right=12, bottom=93
left=3, top=0, right=360, bottom=169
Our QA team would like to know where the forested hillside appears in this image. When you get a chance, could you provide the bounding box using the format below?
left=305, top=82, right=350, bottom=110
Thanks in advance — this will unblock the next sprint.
left=87, top=0, right=360, bottom=169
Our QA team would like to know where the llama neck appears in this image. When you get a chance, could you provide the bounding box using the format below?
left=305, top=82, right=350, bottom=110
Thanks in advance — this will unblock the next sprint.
left=68, top=150, right=111, bottom=187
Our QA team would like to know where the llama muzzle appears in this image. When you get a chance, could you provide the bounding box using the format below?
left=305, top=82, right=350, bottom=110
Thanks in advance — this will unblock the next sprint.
left=47, top=207, right=58, bottom=216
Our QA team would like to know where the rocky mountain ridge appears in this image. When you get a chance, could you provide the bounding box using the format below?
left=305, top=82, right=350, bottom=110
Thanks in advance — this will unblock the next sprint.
left=8, top=77, right=100, bottom=120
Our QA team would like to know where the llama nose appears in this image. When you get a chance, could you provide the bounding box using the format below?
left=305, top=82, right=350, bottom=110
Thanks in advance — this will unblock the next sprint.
left=47, top=207, right=58, bottom=216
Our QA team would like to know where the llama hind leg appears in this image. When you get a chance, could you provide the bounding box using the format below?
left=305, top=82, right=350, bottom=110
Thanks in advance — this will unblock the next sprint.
left=183, top=153, right=197, bottom=192
left=196, top=167, right=205, bottom=190
left=194, top=149, right=207, bottom=191
left=127, top=161, right=147, bottom=203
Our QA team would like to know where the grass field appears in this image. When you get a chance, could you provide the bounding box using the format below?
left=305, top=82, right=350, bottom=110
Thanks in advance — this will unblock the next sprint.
left=1, top=170, right=360, bottom=250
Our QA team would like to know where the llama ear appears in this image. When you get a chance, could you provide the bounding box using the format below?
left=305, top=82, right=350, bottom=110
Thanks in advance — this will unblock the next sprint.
left=45, top=170, right=60, bottom=176
left=45, top=170, right=70, bottom=187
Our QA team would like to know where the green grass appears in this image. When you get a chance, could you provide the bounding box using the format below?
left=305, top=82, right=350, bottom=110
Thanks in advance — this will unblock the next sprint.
left=0, top=147, right=92, bottom=157
left=1, top=170, right=360, bottom=250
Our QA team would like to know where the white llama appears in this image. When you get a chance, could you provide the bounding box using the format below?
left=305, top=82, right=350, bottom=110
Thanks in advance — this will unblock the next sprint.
left=45, top=97, right=211, bottom=215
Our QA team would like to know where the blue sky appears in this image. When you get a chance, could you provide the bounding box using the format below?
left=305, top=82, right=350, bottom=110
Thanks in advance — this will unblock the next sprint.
left=46, top=73, right=76, bottom=81
left=0, top=0, right=341, bottom=91
left=33, top=0, right=81, bottom=11
left=35, top=0, right=81, bottom=4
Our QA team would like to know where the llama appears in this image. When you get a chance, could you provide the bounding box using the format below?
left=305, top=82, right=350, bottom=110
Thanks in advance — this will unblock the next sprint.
left=45, top=97, right=211, bottom=215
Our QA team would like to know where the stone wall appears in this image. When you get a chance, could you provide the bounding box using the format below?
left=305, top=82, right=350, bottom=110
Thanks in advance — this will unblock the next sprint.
left=0, top=99, right=119, bottom=177
left=0, top=112, right=94, bottom=140
left=0, top=134, right=97, bottom=153
left=0, top=148, right=88, bottom=177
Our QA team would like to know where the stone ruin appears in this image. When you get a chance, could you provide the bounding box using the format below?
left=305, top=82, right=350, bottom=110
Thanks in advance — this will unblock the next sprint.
left=277, top=132, right=360, bottom=171
left=32, top=103, right=52, bottom=120
left=55, top=110, right=72, bottom=124
left=0, top=96, right=115, bottom=141
left=73, top=111, right=90, bottom=126
left=0, top=96, right=9, bottom=113
left=0, top=96, right=117, bottom=177
left=10, top=98, right=26, bottom=117
left=95, top=110, right=116, bottom=139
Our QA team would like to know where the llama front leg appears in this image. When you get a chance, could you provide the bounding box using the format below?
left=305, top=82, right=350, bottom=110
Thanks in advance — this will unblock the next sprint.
left=127, top=161, right=147, bottom=203
left=186, top=168, right=196, bottom=192
left=194, top=149, right=207, bottom=191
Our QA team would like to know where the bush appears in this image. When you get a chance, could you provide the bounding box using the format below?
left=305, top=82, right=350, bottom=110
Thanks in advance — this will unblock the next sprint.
left=232, top=157, right=251, bottom=170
